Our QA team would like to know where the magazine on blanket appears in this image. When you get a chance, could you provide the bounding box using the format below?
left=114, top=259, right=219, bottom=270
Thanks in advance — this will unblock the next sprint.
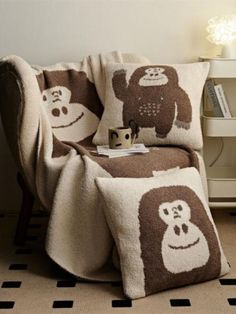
left=96, top=143, right=149, bottom=158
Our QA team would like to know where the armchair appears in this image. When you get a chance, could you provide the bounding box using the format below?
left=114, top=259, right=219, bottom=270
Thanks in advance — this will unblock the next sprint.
left=0, top=52, right=207, bottom=281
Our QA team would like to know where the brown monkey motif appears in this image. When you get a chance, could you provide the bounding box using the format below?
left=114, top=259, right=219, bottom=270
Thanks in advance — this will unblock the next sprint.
left=138, top=185, right=221, bottom=296
left=112, top=66, right=192, bottom=138
left=36, top=70, right=103, bottom=157
left=41, top=85, right=99, bottom=143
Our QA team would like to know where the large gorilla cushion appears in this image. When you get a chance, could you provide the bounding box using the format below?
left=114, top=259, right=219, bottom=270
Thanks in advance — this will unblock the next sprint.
left=93, top=62, right=209, bottom=149
left=95, top=168, right=229, bottom=299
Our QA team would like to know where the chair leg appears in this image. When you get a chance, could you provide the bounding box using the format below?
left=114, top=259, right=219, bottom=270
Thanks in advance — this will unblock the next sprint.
left=14, top=173, right=34, bottom=245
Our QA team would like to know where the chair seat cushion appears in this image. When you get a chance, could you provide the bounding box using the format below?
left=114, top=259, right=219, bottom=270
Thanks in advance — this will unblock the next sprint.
left=81, top=145, right=199, bottom=178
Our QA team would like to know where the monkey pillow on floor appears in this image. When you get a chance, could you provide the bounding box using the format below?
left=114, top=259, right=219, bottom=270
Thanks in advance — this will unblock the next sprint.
left=93, top=62, right=209, bottom=149
left=95, top=167, right=230, bottom=299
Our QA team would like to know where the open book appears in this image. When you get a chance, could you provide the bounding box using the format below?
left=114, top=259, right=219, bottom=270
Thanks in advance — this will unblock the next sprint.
left=96, top=143, right=149, bottom=158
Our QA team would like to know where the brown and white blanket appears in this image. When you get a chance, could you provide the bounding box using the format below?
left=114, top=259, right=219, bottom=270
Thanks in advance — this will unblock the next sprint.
left=0, top=51, right=207, bottom=281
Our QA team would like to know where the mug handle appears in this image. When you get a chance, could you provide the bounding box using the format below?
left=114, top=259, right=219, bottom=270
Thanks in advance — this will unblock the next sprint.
left=131, top=133, right=136, bottom=145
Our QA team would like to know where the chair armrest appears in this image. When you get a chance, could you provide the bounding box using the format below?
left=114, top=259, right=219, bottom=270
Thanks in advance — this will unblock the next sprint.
left=0, top=56, right=41, bottom=194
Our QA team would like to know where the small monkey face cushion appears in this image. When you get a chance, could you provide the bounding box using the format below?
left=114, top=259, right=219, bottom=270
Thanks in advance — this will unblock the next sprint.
left=93, top=62, right=209, bottom=149
left=95, top=168, right=229, bottom=299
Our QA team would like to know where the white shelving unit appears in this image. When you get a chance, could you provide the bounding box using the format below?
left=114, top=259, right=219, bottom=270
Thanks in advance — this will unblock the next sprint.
left=200, top=56, right=236, bottom=208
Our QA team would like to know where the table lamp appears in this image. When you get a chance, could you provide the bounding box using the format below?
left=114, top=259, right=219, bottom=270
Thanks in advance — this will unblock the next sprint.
left=207, top=15, right=236, bottom=58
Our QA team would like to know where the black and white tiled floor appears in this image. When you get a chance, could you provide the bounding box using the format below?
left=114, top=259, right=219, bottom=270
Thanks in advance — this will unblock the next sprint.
left=0, top=209, right=236, bottom=313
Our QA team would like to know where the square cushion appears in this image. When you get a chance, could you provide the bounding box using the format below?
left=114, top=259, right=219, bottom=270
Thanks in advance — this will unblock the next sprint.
left=93, top=62, right=209, bottom=149
left=95, top=168, right=229, bottom=299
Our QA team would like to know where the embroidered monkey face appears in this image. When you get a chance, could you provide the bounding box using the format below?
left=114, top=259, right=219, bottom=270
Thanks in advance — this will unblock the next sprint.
left=138, top=67, right=169, bottom=87
left=42, top=86, right=84, bottom=129
left=42, top=86, right=99, bottom=142
left=159, top=199, right=210, bottom=274
left=159, top=200, right=200, bottom=251
left=159, top=200, right=190, bottom=224
left=129, top=65, right=178, bottom=88
left=42, top=86, right=70, bottom=108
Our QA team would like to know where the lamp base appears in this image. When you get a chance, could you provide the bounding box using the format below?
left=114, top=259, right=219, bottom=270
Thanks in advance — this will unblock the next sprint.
left=221, top=41, right=236, bottom=58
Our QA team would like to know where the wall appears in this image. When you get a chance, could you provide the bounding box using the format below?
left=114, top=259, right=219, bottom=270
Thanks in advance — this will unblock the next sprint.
left=0, top=0, right=235, bottom=212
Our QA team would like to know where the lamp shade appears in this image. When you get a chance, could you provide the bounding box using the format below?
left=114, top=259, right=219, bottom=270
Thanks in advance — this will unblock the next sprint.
left=206, top=15, right=236, bottom=58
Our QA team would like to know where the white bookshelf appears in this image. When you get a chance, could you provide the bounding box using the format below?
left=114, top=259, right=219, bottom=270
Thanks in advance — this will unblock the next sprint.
left=200, top=57, right=236, bottom=208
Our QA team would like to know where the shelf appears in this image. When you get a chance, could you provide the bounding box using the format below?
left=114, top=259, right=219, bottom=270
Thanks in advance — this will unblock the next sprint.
left=202, top=115, right=236, bottom=137
left=200, top=56, right=236, bottom=78
left=209, top=197, right=236, bottom=208
left=207, top=166, right=236, bottom=180
left=207, top=166, right=236, bottom=199
left=209, top=200, right=236, bottom=208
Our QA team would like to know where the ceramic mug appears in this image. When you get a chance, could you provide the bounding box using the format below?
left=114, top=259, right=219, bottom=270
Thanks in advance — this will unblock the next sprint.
left=108, top=127, right=135, bottom=149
